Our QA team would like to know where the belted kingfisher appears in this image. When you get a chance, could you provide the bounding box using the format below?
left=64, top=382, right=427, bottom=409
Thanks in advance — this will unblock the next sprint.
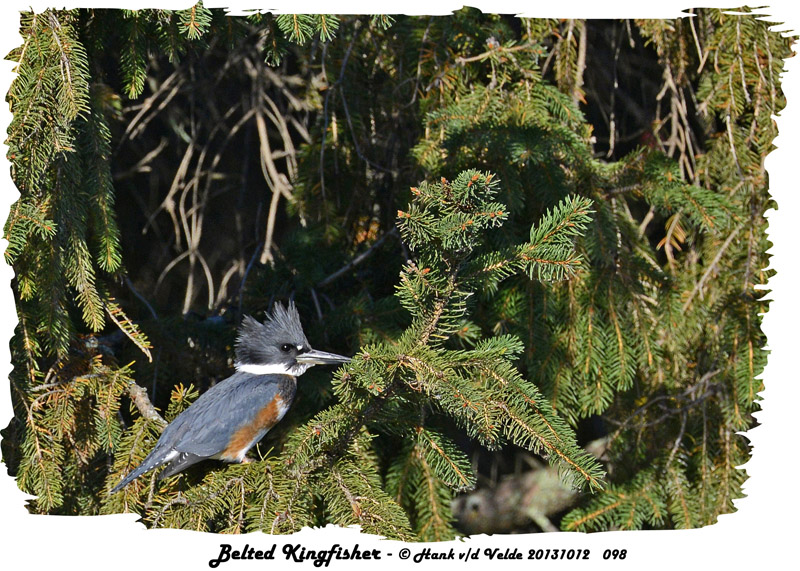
left=110, top=302, right=349, bottom=493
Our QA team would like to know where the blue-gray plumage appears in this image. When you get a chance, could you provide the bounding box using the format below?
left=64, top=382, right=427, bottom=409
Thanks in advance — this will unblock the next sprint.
left=110, top=302, right=349, bottom=493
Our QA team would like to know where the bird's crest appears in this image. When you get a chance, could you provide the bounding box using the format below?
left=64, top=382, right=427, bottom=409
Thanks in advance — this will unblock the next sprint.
left=235, top=302, right=309, bottom=365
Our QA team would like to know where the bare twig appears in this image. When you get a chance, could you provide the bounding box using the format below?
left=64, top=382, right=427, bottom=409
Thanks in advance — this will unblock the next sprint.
left=606, top=23, right=623, bottom=158
left=688, top=9, right=710, bottom=73
left=121, top=71, right=184, bottom=145
left=317, top=228, right=398, bottom=287
left=666, top=411, right=688, bottom=467
left=681, top=225, right=742, bottom=313
left=125, top=275, right=158, bottom=320
left=238, top=240, right=264, bottom=316
left=574, top=20, right=587, bottom=106
left=454, top=42, right=538, bottom=65
left=254, top=107, right=294, bottom=264
left=126, top=382, right=166, bottom=427
left=113, top=138, right=169, bottom=181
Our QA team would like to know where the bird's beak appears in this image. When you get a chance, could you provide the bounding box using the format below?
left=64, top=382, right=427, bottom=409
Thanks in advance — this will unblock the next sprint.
left=296, top=348, right=351, bottom=366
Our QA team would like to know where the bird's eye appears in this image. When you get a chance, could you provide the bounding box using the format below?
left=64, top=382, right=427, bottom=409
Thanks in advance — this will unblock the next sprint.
left=280, top=343, right=293, bottom=353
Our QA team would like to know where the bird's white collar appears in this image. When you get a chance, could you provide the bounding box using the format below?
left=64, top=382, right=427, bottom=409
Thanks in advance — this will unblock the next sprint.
left=234, top=362, right=311, bottom=376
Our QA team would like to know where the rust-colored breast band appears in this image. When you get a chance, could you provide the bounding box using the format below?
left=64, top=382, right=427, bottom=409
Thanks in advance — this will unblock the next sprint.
left=221, top=396, right=284, bottom=460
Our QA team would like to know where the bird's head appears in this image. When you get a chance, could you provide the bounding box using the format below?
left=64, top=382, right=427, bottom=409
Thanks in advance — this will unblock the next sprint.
left=234, top=302, right=350, bottom=376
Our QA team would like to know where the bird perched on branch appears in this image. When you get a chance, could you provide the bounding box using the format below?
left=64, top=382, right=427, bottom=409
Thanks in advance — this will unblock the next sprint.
left=110, top=302, right=350, bottom=493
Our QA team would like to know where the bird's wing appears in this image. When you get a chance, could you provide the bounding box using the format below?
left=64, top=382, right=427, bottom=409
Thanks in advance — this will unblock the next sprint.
left=161, top=372, right=293, bottom=458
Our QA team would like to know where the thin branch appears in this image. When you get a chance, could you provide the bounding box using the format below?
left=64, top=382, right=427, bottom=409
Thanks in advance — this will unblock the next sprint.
left=125, top=275, right=158, bottom=320
left=681, top=224, right=741, bottom=313
left=113, top=138, right=169, bottom=181
left=573, top=20, right=587, bottom=106
left=666, top=411, right=688, bottom=467
left=454, top=42, right=538, bottom=65
left=317, top=228, right=398, bottom=287
left=238, top=240, right=264, bottom=316
left=254, top=107, right=293, bottom=264
left=120, top=71, right=184, bottom=146
left=126, top=382, right=166, bottom=427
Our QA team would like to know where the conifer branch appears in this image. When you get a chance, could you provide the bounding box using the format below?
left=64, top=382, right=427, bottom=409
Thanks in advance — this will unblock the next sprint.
left=496, top=402, right=600, bottom=489
left=104, top=299, right=153, bottom=362
left=415, top=451, right=452, bottom=540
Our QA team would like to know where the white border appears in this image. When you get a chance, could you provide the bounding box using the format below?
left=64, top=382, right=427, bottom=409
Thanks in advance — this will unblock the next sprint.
left=1, top=2, right=797, bottom=569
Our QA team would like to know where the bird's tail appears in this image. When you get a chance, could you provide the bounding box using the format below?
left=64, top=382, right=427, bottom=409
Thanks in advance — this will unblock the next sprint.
left=109, top=448, right=171, bottom=494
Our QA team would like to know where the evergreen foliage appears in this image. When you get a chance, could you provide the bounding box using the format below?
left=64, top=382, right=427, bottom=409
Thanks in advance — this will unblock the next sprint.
left=2, top=5, right=794, bottom=537
left=99, top=170, right=601, bottom=538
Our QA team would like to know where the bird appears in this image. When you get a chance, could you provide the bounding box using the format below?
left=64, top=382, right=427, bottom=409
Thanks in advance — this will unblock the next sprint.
left=110, top=302, right=350, bottom=493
